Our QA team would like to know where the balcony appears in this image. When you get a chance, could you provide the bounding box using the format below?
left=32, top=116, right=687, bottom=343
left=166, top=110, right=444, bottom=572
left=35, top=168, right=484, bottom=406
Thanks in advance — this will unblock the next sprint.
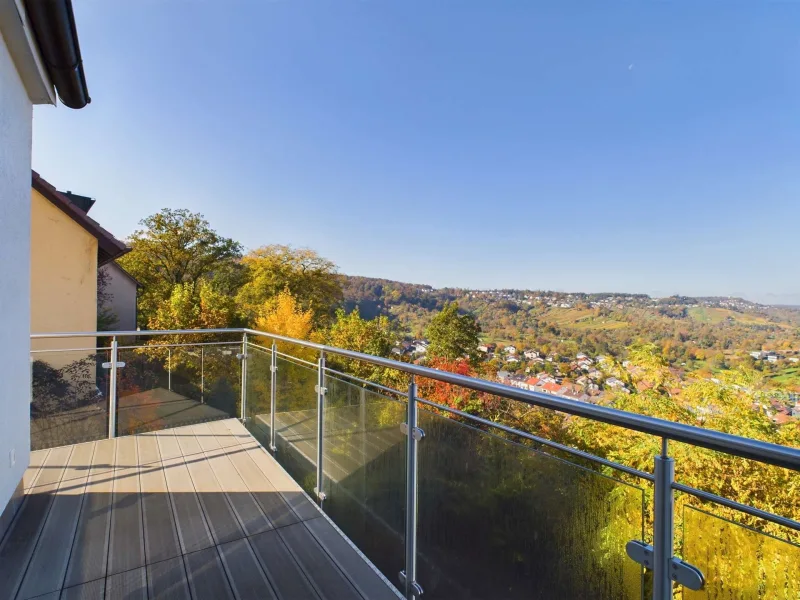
left=3, top=328, right=799, bottom=599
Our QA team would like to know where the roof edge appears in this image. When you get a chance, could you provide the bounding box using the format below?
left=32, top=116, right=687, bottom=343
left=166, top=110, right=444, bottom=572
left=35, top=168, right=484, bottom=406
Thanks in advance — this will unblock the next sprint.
left=32, top=170, right=128, bottom=265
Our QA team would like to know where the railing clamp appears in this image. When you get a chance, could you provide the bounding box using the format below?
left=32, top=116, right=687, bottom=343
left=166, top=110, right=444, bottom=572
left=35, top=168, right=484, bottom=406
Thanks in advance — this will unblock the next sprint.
left=625, top=541, right=704, bottom=591
left=313, top=487, right=327, bottom=501
left=398, top=570, right=424, bottom=597
left=270, top=365, right=278, bottom=373
left=315, top=385, right=327, bottom=395
left=102, top=361, right=126, bottom=369
left=400, top=422, right=425, bottom=441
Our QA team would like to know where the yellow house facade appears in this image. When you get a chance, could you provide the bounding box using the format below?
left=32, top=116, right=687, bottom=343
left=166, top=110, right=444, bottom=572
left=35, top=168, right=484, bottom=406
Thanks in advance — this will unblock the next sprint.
left=30, top=172, right=128, bottom=360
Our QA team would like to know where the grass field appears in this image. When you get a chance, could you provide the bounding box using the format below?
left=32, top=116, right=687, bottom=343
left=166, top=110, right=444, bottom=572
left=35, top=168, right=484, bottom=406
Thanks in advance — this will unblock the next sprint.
left=688, top=307, right=777, bottom=327
left=542, top=308, right=629, bottom=331
left=771, top=367, right=800, bottom=388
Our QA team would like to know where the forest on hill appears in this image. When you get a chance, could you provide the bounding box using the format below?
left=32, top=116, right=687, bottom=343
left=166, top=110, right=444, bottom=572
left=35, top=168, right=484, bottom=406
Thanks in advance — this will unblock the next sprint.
left=342, top=275, right=800, bottom=390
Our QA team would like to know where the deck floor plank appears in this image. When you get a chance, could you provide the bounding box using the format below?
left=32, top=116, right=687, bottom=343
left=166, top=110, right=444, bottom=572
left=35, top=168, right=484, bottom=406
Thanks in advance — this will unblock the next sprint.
left=147, top=556, right=191, bottom=600
left=0, top=445, right=73, bottom=599
left=107, top=436, right=145, bottom=575
left=183, top=547, right=235, bottom=600
left=156, top=430, right=214, bottom=555
left=18, top=442, right=96, bottom=599
left=217, top=538, right=277, bottom=600
left=64, top=439, right=116, bottom=588
left=137, top=433, right=182, bottom=565
left=248, top=528, right=321, bottom=600
left=106, top=566, right=147, bottom=599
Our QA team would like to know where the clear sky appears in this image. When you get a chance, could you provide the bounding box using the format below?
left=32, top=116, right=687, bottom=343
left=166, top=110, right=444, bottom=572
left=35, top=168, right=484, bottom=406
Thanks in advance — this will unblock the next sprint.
left=32, top=1, right=800, bottom=305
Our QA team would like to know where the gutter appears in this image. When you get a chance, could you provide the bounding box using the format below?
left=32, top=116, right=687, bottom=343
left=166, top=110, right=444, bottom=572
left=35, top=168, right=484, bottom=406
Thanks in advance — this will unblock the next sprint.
left=24, top=0, right=89, bottom=109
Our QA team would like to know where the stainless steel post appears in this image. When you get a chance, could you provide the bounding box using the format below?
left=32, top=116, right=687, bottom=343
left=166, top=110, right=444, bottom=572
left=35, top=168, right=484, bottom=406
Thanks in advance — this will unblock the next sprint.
left=400, top=377, right=423, bottom=598
left=269, top=341, right=277, bottom=452
left=108, top=336, right=118, bottom=439
left=314, top=351, right=326, bottom=501
left=200, top=347, right=204, bottom=403
left=240, top=333, right=248, bottom=421
left=653, top=438, right=675, bottom=600
left=168, top=348, right=172, bottom=391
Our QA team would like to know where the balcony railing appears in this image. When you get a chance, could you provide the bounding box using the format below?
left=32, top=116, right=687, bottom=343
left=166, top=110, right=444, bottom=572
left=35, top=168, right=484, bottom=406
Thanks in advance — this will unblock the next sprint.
left=30, top=328, right=800, bottom=600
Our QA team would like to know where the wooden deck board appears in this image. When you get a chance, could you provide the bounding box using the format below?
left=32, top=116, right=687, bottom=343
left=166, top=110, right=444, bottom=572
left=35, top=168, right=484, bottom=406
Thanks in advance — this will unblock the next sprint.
left=0, top=445, right=72, bottom=599
left=107, top=436, right=145, bottom=575
left=18, top=442, right=95, bottom=599
left=2, top=420, right=401, bottom=600
left=147, top=556, right=191, bottom=600
left=217, top=538, right=277, bottom=600
left=137, top=434, right=182, bottom=565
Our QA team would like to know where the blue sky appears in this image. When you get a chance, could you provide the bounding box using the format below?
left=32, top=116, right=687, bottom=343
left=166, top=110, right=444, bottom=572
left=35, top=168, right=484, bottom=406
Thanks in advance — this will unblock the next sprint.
left=32, top=1, right=800, bottom=304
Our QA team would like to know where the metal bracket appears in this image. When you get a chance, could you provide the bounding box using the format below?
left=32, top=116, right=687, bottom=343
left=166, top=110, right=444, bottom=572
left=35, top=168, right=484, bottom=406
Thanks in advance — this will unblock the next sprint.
left=398, top=571, right=424, bottom=597
left=313, top=487, right=327, bottom=501
left=236, top=353, right=245, bottom=360
left=270, top=365, right=278, bottom=373
left=400, top=423, right=425, bottom=441
left=314, top=385, right=327, bottom=395
left=268, top=444, right=277, bottom=452
left=101, top=361, right=126, bottom=369
left=626, top=541, right=704, bottom=591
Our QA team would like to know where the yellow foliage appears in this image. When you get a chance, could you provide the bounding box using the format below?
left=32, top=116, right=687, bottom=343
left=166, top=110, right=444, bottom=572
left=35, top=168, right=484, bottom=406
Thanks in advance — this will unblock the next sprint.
left=253, top=290, right=320, bottom=361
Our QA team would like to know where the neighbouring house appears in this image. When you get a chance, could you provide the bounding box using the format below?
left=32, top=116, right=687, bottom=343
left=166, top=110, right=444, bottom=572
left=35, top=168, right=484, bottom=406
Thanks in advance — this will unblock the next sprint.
left=30, top=171, right=129, bottom=362
left=523, top=349, right=539, bottom=360
left=1, top=0, right=91, bottom=542
left=504, top=345, right=517, bottom=355
left=99, top=260, right=141, bottom=330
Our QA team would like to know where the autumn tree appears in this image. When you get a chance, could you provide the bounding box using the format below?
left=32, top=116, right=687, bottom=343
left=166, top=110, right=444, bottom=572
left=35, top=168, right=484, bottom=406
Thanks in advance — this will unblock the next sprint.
left=148, top=279, right=236, bottom=335
left=236, top=245, right=343, bottom=327
left=118, top=209, right=242, bottom=326
left=426, top=302, right=482, bottom=362
left=326, top=308, right=401, bottom=383
left=254, top=289, right=320, bottom=361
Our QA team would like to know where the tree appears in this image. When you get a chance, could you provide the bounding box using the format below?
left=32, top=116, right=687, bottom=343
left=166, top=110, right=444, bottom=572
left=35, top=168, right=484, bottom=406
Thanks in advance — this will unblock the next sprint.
left=426, top=302, right=482, bottom=362
left=118, top=209, right=242, bottom=326
left=326, top=308, right=400, bottom=382
left=236, top=245, right=343, bottom=327
left=254, top=289, right=320, bottom=360
left=148, top=279, right=235, bottom=334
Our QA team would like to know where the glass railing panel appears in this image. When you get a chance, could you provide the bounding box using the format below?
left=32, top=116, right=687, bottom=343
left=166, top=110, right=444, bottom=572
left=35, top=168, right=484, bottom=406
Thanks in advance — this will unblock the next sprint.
left=273, top=353, right=320, bottom=495
left=321, top=373, right=407, bottom=586
left=682, top=506, right=800, bottom=599
left=30, top=348, right=111, bottom=450
left=245, top=343, right=273, bottom=445
left=201, top=344, right=241, bottom=417
left=116, top=344, right=237, bottom=435
left=416, top=407, right=644, bottom=600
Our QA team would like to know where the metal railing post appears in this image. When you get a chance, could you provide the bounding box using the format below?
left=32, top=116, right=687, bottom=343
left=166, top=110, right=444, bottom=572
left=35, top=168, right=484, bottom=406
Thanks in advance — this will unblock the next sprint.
left=269, top=341, right=277, bottom=452
left=200, top=347, right=204, bottom=403
left=400, top=376, right=424, bottom=598
left=108, top=336, right=118, bottom=439
left=167, top=348, right=172, bottom=391
left=314, top=351, right=327, bottom=501
left=653, top=438, right=675, bottom=600
left=240, top=332, right=248, bottom=421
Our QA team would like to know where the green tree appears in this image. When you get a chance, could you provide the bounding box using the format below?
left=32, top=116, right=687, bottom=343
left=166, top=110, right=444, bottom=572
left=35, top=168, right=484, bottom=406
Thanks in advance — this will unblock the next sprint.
left=426, top=302, right=481, bottom=362
left=236, top=245, right=342, bottom=327
left=327, top=308, right=401, bottom=382
left=118, top=209, right=242, bottom=326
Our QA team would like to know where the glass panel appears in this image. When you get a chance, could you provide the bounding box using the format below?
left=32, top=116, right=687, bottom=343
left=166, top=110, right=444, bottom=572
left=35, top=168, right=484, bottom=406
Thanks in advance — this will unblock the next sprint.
left=30, top=349, right=111, bottom=450
left=116, top=345, right=236, bottom=436
left=683, top=506, right=800, bottom=599
left=245, top=343, right=273, bottom=446
left=417, top=407, right=644, bottom=600
left=202, top=344, right=241, bottom=417
left=321, top=373, right=407, bottom=585
left=273, top=354, right=320, bottom=495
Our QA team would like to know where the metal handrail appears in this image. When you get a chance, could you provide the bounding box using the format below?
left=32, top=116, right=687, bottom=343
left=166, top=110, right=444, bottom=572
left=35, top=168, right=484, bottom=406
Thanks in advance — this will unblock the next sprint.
left=30, top=327, right=800, bottom=472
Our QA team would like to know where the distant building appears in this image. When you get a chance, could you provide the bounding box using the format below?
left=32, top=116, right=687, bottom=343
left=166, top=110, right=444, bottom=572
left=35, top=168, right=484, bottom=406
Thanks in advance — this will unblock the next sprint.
left=504, top=345, right=517, bottom=355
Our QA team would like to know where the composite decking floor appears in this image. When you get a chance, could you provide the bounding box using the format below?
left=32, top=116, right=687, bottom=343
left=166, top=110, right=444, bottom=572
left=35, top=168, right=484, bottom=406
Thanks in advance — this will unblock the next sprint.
left=0, top=419, right=401, bottom=600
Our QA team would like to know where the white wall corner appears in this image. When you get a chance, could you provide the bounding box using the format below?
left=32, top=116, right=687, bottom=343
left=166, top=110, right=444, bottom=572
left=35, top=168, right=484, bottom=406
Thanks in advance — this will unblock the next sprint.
left=0, top=0, right=55, bottom=105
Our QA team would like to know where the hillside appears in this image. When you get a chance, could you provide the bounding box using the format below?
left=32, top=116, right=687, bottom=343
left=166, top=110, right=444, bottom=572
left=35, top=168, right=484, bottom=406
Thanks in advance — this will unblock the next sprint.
left=342, top=275, right=800, bottom=388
